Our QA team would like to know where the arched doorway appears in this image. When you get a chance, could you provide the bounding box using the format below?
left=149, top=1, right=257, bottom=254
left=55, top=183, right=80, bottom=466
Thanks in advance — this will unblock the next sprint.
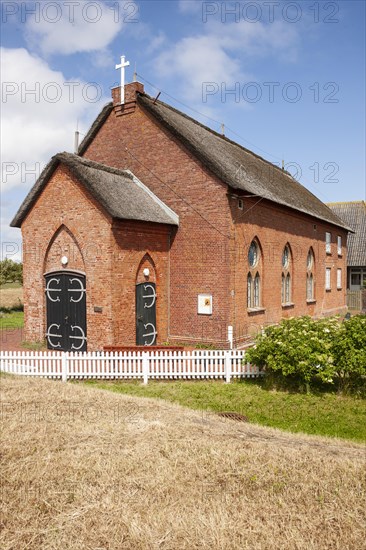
left=135, top=282, right=157, bottom=346
left=45, top=271, right=87, bottom=351
left=135, top=254, right=157, bottom=346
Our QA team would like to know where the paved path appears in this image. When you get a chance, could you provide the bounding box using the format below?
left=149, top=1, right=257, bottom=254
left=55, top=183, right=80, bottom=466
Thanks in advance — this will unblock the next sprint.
left=0, top=329, right=25, bottom=351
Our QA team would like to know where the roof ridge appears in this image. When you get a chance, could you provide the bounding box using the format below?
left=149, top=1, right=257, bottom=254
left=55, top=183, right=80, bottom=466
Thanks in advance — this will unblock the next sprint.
left=56, top=152, right=134, bottom=180
left=327, top=200, right=365, bottom=206
left=78, top=102, right=113, bottom=155
left=139, top=93, right=296, bottom=182
left=138, top=93, right=351, bottom=231
left=10, top=151, right=178, bottom=227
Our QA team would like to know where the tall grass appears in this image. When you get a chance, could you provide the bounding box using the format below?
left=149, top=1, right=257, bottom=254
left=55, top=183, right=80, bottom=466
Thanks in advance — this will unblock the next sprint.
left=84, top=379, right=366, bottom=442
left=1, top=375, right=364, bottom=550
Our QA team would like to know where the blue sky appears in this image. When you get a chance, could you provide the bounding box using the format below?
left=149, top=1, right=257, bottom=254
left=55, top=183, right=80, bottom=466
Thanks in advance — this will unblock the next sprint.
left=1, top=0, right=365, bottom=260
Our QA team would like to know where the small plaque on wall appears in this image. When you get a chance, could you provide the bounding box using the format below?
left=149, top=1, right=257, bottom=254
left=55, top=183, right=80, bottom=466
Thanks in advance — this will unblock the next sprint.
left=198, top=294, right=212, bottom=315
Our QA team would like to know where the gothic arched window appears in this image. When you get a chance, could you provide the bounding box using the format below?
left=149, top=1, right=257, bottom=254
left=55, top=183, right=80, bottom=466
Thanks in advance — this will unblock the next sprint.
left=281, top=244, right=292, bottom=305
left=306, top=248, right=315, bottom=300
left=247, top=240, right=262, bottom=309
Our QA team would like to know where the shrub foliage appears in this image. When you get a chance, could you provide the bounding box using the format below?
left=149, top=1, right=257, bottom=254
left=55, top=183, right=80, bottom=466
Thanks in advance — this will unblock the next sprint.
left=0, top=259, right=23, bottom=286
left=245, top=315, right=366, bottom=392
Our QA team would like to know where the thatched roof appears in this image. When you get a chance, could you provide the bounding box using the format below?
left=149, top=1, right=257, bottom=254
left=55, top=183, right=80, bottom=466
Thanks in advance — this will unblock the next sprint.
left=327, top=201, right=366, bottom=266
left=10, top=153, right=179, bottom=228
left=12, top=90, right=351, bottom=232
left=137, top=94, right=350, bottom=231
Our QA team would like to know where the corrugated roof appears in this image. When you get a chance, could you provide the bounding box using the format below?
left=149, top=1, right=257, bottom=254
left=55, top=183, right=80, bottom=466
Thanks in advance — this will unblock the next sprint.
left=10, top=153, right=179, bottom=228
left=137, top=94, right=351, bottom=231
left=327, top=201, right=366, bottom=266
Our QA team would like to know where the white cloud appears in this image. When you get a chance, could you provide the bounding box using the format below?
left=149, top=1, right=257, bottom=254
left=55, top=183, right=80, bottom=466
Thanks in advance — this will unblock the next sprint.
left=213, top=20, right=300, bottom=61
left=149, top=32, right=167, bottom=53
left=0, top=48, right=109, bottom=201
left=24, top=1, right=130, bottom=55
left=155, top=19, right=300, bottom=102
left=93, top=48, right=116, bottom=69
left=156, top=35, right=244, bottom=102
left=1, top=47, right=109, bottom=192
left=1, top=46, right=111, bottom=258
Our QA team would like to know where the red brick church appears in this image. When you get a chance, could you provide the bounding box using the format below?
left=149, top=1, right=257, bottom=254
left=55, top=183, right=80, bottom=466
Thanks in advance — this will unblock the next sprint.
left=11, top=79, right=350, bottom=351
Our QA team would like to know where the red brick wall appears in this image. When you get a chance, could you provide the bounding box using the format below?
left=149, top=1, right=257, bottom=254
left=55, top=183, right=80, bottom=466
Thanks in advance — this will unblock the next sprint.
left=44, top=225, right=85, bottom=274
left=21, top=163, right=172, bottom=350
left=20, top=83, right=348, bottom=349
left=21, top=164, right=116, bottom=349
left=83, top=88, right=232, bottom=346
left=110, top=221, right=171, bottom=345
left=229, top=195, right=348, bottom=345
left=81, top=84, right=347, bottom=347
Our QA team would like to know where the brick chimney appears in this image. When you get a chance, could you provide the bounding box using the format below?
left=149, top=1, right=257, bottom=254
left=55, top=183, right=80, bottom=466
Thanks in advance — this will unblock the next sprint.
left=112, top=82, right=144, bottom=116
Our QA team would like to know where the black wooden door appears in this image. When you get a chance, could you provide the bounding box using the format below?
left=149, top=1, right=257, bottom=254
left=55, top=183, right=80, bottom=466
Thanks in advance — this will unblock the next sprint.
left=45, top=273, right=87, bottom=351
left=136, top=283, right=157, bottom=346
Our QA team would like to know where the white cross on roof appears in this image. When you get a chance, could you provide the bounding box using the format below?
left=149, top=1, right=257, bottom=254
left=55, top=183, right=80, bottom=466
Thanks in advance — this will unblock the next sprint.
left=115, top=55, right=130, bottom=104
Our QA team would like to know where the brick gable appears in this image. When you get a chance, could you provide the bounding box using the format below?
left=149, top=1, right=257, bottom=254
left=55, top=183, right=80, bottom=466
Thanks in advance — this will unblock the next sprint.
left=17, top=82, right=348, bottom=350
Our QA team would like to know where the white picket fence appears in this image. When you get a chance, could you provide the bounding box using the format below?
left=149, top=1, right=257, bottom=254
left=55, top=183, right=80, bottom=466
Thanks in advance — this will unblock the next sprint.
left=0, top=349, right=260, bottom=383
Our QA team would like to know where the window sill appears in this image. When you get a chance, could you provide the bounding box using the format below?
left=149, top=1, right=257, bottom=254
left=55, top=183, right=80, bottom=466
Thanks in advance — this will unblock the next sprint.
left=247, top=307, right=265, bottom=314
left=337, top=287, right=342, bottom=290
left=326, top=251, right=332, bottom=255
left=326, top=288, right=331, bottom=292
left=338, top=254, right=342, bottom=258
left=306, top=299, right=316, bottom=304
left=282, top=302, right=294, bottom=309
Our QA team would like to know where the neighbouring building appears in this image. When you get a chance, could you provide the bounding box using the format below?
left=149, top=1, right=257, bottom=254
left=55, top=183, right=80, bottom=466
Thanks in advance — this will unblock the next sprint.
left=327, top=201, right=366, bottom=290
left=11, top=81, right=351, bottom=351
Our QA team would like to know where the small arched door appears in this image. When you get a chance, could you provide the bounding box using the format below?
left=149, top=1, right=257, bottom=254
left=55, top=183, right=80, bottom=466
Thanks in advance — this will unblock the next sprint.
left=45, top=272, right=87, bottom=351
left=136, top=282, right=157, bottom=346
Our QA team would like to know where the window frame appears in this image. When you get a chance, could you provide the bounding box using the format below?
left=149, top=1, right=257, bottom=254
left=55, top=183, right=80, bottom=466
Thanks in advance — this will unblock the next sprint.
left=247, top=271, right=261, bottom=309
left=337, top=235, right=342, bottom=256
left=306, top=274, right=314, bottom=301
left=325, top=232, right=332, bottom=254
left=306, top=248, right=315, bottom=302
left=337, top=268, right=342, bottom=289
left=247, top=239, right=263, bottom=311
left=282, top=245, right=290, bottom=269
left=247, top=272, right=252, bottom=307
left=325, top=267, right=332, bottom=291
left=281, top=244, right=293, bottom=306
left=350, top=271, right=362, bottom=290
left=248, top=241, right=259, bottom=268
left=254, top=273, right=260, bottom=307
left=307, top=250, right=313, bottom=270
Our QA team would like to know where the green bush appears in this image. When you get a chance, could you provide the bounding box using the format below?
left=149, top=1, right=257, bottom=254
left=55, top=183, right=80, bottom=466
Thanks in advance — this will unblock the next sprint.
left=0, top=259, right=23, bottom=286
left=245, top=315, right=366, bottom=393
left=332, top=315, right=366, bottom=392
left=0, top=303, right=24, bottom=314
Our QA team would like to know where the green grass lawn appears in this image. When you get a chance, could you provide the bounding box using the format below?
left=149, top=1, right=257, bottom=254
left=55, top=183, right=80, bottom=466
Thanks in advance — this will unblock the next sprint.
left=83, top=379, right=366, bottom=443
left=0, top=311, right=24, bottom=330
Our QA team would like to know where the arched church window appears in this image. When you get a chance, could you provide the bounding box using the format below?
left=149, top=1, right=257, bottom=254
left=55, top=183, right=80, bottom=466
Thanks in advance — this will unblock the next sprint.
left=247, top=240, right=262, bottom=309
left=306, top=248, right=315, bottom=301
left=281, top=244, right=292, bottom=305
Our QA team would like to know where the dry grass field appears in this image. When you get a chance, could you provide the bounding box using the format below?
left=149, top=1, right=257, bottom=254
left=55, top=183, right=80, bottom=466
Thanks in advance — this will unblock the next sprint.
left=0, top=285, right=23, bottom=309
left=1, top=375, right=365, bottom=550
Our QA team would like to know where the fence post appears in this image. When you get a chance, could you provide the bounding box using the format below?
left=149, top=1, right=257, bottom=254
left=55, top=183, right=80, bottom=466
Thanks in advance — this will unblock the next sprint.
left=142, top=352, right=149, bottom=385
left=61, top=352, right=68, bottom=382
left=225, top=350, right=231, bottom=384
left=227, top=325, right=233, bottom=350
